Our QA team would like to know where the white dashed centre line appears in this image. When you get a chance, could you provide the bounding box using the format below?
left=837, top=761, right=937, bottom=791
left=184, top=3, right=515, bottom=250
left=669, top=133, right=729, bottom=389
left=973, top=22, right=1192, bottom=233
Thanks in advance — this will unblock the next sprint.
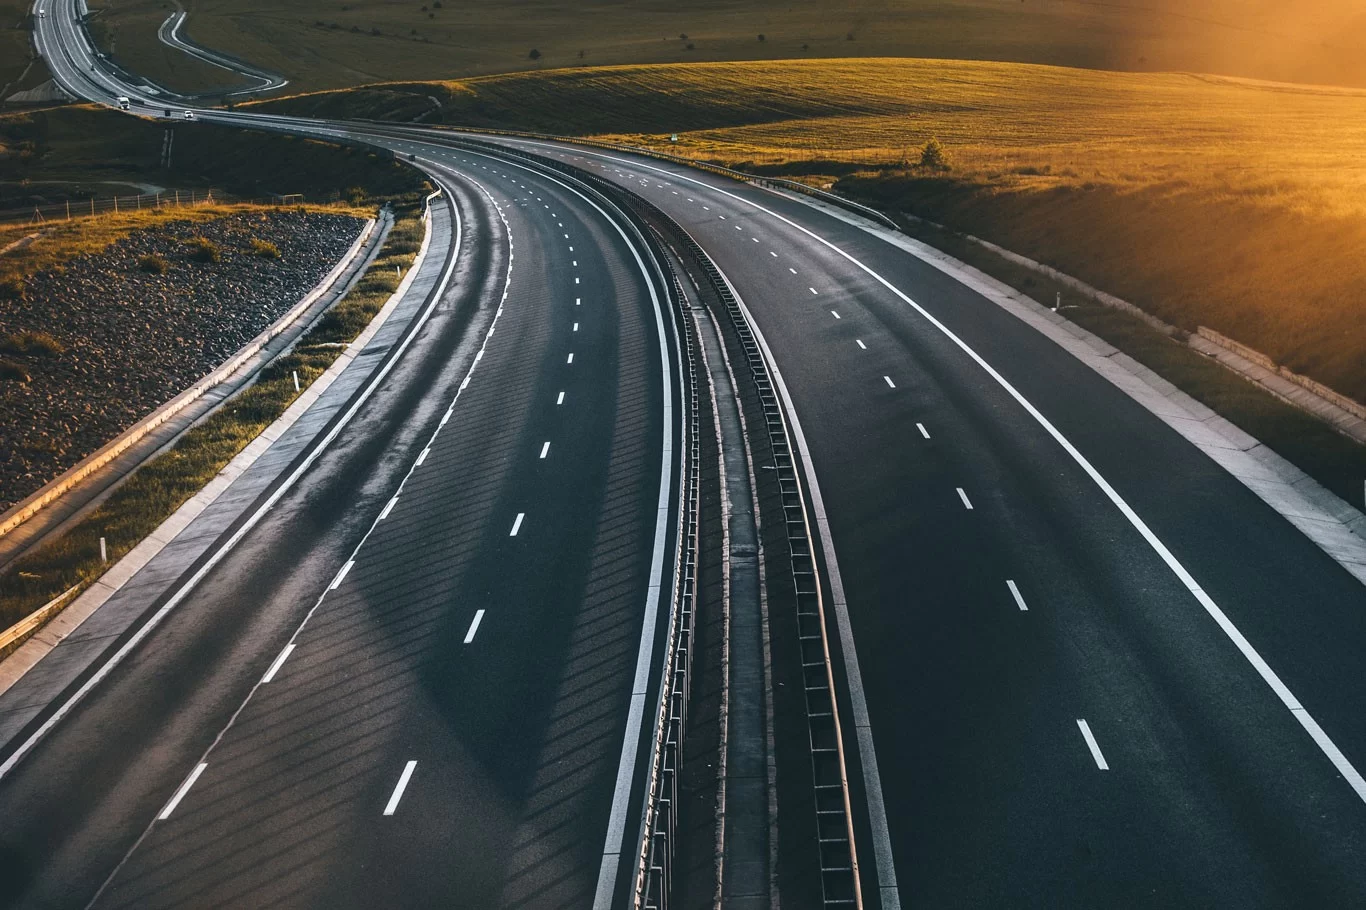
left=956, top=487, right=974, bottom=510
left=769, top=251, right=778, bottom=257
left=510, top=513, right=525, bottom=536
left=789, top=267, right=797, bottom=274
left=809, top=287, right=819, bottom=295
left=556, top=391, right=565, bottom=405
left=383, top=761, right=418, bottom=815
left=464, top=609, right=486, bottom=643
left=1077, top=720, right=1110, bottom=770
left=916, top=422, right=930, bottom=439
left=540, top=441, right=551, bottom=459
left=159, top=762, right=208, bottom=820
left=330, top=559, right=354, bottom=590
left=573, top=322, right=580, bottom=331
left=261, top=644, right=295, bottom=684
left=1007, top=579, right=1029, bottom=611
left=856, top=339, right=867, bottom=350
left=831, top=310, right=841, bottom=319
left=567, top=352, right=575, bottom=364
left=883, top=376, right=897, bottom=389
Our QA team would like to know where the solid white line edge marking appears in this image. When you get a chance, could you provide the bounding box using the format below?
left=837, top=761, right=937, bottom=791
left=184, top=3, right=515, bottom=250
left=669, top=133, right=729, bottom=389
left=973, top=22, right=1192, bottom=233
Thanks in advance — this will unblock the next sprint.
left=383, top=760, right=417, bottom=815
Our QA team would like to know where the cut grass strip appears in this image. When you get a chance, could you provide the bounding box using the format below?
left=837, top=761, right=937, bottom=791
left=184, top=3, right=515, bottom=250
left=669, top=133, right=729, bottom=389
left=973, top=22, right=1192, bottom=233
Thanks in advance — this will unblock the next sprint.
left=0, top=203, right=425, bottom=632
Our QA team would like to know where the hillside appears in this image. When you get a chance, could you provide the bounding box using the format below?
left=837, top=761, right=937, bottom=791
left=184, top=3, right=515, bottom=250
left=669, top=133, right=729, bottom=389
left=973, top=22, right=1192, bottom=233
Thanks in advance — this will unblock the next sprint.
left=82, top=0, right=1366, bottom=95
left=260, top=57, right=1366, bottom=402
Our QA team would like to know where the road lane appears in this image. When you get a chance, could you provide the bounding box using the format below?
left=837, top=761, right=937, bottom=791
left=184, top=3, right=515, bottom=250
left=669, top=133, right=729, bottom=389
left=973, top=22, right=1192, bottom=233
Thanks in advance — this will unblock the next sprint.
left=490, top=138, right=1366, bottom=906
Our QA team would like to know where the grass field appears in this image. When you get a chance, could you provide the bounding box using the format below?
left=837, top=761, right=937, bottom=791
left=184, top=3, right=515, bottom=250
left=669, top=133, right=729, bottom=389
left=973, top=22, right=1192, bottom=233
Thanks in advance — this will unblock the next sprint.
left=262, top=57, right=1366, bottom=404
left=81, top=0, right=1366, bottom=95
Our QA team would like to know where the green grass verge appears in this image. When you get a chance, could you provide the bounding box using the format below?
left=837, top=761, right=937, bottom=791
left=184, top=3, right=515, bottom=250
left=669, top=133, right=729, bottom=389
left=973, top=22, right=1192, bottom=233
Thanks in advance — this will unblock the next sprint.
left=888, top=213, right=1366, bottom=510
left=0, top=210, right=427, bottom=634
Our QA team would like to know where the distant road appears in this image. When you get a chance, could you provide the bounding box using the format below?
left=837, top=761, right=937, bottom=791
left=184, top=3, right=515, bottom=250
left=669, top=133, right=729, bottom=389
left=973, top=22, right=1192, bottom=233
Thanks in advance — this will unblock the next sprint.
left=23, top=1, right=1366, bottom=907
left=156, top=7, right=288, bottom=96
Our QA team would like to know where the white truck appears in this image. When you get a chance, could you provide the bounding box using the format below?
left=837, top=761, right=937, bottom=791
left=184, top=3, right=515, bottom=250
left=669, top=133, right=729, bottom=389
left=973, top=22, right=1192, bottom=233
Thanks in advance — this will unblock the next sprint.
left=116, top=96, right=130, bottom=110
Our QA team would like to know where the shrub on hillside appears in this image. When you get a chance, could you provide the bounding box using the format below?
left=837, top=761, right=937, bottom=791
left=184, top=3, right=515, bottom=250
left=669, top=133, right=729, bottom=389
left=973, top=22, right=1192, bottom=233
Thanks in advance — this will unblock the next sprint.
left=1, top=330, right=64, bottom=357
left=0, top=358, right=29, bottom=383
left=139, top=253, right=169, bottom=274
left=250, top=238, right=281, bottom=259
left=529, top=48, right=541, bottom=60
left=186, top=236, right=221, bottom=263
left=0, top=275, right=25, bottom=301
left=919, top=137, right=951, bottom=171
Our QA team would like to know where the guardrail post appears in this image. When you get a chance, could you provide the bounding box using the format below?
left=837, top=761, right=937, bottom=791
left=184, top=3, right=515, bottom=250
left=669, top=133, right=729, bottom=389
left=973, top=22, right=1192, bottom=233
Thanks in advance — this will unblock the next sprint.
left=99, top=536, right=107, bottom=563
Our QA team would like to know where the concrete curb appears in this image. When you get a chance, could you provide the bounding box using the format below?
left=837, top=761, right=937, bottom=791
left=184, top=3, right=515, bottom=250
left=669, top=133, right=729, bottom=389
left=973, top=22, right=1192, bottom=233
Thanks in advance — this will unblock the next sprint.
left=0, top=214, right=378, bottom=542
left=775, top=189, right=1366, bottom=587
left=0, top=198, right=435, bottom=697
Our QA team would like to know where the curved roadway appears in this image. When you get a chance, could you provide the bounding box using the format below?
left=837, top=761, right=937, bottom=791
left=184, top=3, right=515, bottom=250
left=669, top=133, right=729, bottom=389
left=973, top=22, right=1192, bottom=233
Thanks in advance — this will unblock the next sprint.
left=22, top=2, right=1366, bottom=907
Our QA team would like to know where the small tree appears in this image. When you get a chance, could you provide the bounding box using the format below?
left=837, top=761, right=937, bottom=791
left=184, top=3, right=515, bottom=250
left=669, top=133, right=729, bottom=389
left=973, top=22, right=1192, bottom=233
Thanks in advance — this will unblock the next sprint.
left=757, top=33, right=766, bottom=42
left=529, top=48, right=542, bottom=60
left=918, top=137, right=950, bottom=171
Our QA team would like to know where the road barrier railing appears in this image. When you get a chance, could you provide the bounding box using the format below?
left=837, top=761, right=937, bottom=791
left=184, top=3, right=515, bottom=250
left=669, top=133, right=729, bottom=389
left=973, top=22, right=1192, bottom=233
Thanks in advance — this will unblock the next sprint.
left=0, top=189, right=321, bottom=225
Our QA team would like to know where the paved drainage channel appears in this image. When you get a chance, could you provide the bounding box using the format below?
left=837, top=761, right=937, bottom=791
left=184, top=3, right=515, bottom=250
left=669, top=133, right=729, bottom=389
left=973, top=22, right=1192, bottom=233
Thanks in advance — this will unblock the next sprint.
left=680, top=267, right=773, bottom=909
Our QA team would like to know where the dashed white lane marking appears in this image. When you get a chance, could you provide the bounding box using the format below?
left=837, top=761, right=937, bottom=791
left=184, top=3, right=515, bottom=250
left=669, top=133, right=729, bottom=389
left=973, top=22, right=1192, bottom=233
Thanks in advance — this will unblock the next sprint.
left=809, top=287, right=819, bottom=295
left=261, top=644, right=294, bottom=684
left=384, top=761, right=418, bottom=815
left=416, top=446, right=430, bottom=466
left=575, top=297, right=581, bottom=305
left=379, top=496, right=398, bottom=520
left=573, top=260, right=578, bottom=266
left=464, top=609, right=486, bottom=644
left=1007, top=579, right=1029, bottom=611
left=330, top=559, right=354, bottom=590
left=916, top=422, right=930, bottom=439
left=956, top=487, right=974, bottom=510
left=703, top=205, right=710, bottom=210
left=719, top=214, right=726, bottom=219
left=831, top=310, right=841, bottom=319
left=1077, top=720, right=1110, bottom=770
left=883, top=376, right=896, bottom=389
left=752, top=237, right=760, bottom=243
left=573, top=322, right=580, bottom=331
left=575, top=277, right=580, bottom=285
left=567, top=352, right=575, bottom=364
left=856, top=339, right=867, bottom=350
left=510, top=512, right=525, bottom=536
left=770, top=251, right=778, bottom=257
left=540, top=441, right=551, bottom=459
left=789, top=267, right=797, bottom=274
left=557, top=391, right=565, bottom=405
left=569, top=245, right=574, bottom=252
left=564, top=233, right=570, bottom=239
left=158, top=762, right=207, bottom=820
left=735, top=225, right=743, bottom=231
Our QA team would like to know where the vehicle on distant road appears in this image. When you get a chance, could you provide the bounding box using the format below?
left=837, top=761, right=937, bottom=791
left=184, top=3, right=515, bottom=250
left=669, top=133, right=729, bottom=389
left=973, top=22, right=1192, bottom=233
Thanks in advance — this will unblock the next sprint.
left=183, top=110, right=195, bottom=120
left=37, top=9, right=45, bottom=17
left=117, top=96, right=130, bottom=110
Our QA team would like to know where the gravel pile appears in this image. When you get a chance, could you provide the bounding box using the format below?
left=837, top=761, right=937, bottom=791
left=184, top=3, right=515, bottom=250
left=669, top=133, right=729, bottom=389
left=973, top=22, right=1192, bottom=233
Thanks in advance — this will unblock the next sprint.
left=0, top=210, right=365, bottom=511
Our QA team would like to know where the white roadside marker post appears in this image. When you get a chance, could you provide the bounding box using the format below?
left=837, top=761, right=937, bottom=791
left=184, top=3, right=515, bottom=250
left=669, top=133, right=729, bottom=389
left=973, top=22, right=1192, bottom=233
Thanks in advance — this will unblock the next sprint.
left=292, top=370, right=300, bottom=392
left=99, top=537, right=107, bottom=563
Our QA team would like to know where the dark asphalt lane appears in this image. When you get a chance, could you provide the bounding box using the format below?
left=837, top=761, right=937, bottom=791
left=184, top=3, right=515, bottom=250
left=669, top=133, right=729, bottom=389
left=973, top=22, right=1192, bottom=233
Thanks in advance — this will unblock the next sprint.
left=479, top=139, right=1366, bottom=907
left=0, top=152, right=677, bottom=909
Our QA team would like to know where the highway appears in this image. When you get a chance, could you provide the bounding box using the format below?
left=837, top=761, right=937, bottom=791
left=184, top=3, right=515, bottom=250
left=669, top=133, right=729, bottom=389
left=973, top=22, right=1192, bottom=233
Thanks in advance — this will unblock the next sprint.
left=17, top=0, right=1366, bottom=907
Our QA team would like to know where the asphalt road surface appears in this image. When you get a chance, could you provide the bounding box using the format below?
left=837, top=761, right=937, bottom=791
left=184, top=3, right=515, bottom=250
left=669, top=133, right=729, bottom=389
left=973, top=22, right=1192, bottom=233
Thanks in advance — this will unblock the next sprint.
left=20, top=4, right=1366, bottom=907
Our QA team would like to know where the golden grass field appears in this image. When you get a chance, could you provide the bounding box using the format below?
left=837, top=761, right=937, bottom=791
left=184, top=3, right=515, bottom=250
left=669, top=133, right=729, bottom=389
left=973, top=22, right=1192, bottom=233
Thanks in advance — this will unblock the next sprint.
left=265, top=57, right=1366, bottom=400
left=78, top=0, right=1366, bottom=95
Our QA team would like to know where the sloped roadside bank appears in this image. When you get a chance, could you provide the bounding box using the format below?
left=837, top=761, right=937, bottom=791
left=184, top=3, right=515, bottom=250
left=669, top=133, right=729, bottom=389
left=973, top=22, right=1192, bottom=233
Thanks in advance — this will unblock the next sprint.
left=0, top=200, right=429, bottom=646
left=0, top=208, right=365, bottom=512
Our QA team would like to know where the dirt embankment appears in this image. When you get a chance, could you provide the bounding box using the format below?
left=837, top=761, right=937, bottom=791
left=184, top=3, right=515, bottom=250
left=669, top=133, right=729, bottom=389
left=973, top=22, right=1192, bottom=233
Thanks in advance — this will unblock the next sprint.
left=0, top=209, right=363, bottom=510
